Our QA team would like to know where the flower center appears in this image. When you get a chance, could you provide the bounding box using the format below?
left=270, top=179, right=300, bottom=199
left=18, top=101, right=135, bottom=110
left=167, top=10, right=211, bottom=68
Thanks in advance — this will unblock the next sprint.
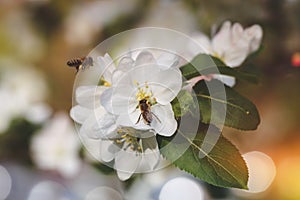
left=134, top=81, right=156, bottom=105
left=212, top=51, right=225, bottom=62
left=115, top=128, right=142, bottom=152
left=99, top=77, right=111, bottom=87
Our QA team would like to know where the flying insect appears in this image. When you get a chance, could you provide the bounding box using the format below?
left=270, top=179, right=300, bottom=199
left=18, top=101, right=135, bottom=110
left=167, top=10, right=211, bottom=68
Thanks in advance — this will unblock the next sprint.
left=67, top=56, right=93, bottom=74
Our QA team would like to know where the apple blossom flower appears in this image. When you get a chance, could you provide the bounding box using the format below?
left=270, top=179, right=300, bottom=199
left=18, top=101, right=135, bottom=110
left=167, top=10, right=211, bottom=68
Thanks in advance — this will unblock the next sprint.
left=70, top=85, right=160, bottom=181
left=70, top=51, right=181, bottom=180
left=190, top=21, right=263, bottom=86
left=100, top=51, right=182, bottom=137
left=30, top=112, right=81, bottom=178
left=99, top=127, right=160, bottom=181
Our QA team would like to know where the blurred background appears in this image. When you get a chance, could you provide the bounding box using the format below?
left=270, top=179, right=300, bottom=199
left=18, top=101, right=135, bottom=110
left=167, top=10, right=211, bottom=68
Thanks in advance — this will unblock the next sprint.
left=0, top=0, right=299, bottom=199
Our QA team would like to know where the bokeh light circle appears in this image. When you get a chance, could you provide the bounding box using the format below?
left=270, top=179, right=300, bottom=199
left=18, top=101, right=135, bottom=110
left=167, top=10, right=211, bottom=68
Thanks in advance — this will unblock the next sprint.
left=0, top=165, right=12, bottom=199
left=85, top=186, right=122, bottom=200
left=27, top=181, right=69, bottom=200
left=159, top=177, right=206, bottom=200
left=233, top=151, right=276, bottom=197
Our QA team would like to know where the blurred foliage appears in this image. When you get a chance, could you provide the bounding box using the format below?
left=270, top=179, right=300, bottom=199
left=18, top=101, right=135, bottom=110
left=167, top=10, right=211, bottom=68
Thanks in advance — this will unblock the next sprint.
left=0, top=118, right=41, bottom=165
left=100, top=0, right=150, bottom=40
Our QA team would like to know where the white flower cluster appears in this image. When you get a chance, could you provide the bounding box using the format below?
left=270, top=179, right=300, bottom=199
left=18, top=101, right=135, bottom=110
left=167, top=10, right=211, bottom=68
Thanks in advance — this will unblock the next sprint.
left=70, top=20, right=264, bottom=181
left=71, top=51, right=182, bottom=180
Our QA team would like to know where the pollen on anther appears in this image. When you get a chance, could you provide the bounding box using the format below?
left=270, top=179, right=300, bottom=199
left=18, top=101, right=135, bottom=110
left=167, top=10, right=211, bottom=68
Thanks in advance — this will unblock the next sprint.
left=116, top=139, right=122, bottom=144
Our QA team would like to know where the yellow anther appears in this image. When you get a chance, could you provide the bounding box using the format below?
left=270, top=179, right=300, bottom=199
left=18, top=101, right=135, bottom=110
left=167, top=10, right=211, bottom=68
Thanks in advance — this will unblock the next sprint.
left=104, top=81, right=111, bottom=87
left=116, top=139, right=122, bottom=144
left=212, top=52, right=225, bottom=62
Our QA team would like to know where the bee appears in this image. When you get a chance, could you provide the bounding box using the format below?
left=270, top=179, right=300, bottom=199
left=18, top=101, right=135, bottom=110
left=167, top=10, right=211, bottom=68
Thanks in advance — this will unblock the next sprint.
left=136, top=99, right=161, bottom=125
left=66, top=56, right=93, bottom=74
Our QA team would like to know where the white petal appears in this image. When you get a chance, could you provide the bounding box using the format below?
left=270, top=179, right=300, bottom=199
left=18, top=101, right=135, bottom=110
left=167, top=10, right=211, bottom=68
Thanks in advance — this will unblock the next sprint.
left=213, top=74, right=236, bottom=87
left=117, top=109, right=151, bottom=130
left=211, top=21, right=248, bottom=67
left=103, top=53, right=115, bottom=68
left=245, top=25, right=263, bottom=53
left=70, top=105, right=91, bottom=124
left=191, top=33, right=212, bottom=54
left=100, top=86, right=137, bottom=115
left=149, top=67, right=182, bottom=105
left=140, top=138, right=160, bottom=171
left=156, top=52, right=179, bottom=70
left=151, top=104, right=177, bottom=137
left=100, top=140, right=117, bottom=162
left=214, top=22, right=249, bottom=67
left=222, top=46, right=248, bottom=67
left=116, top=109, right=138, bottom=127
left=100, top=87, right=114, bottom=113
left=212, top=21, right=232, bottom=56
left=80, top=107, right=116, bottom=139
left=99, top=54, right=116, bottom=83
left=94, top=113, right=118, bottom=138
left=134, top=51, right=156, bottom=66
left=115, top=148, right=142, bottom=181
left=118, top=56, right=134, bottom=71
left=111, top=70, right=126, bottom=84
left=75, top=86, right=106, bottom=108
left=223, top=23, right=249, bottom=67
left=80, top=112, right=101, bottom=139
left=232, top=22, right=244, bottom=41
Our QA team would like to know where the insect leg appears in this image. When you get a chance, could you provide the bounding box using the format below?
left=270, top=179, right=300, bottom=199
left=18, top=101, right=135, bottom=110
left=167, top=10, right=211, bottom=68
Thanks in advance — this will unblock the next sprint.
left=135, top=113, right=142, bottom=124
left=151, top=112, right=161, bottom=123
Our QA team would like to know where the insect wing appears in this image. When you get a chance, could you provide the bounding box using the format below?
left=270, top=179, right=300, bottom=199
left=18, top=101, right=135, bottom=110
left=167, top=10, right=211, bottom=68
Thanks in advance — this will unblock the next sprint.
left=81, top=57, right=93, bottom=70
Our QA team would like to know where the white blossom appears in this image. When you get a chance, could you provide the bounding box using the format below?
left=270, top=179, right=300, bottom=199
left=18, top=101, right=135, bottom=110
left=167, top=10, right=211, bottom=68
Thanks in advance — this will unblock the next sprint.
left=191, top=21, right=263, bottom=86
left=101, top=51, right=182, bottom=137
left=99, top=128, right=160, bottom=181
left=71, top=85, right=160, bottom=181
left=31, top=112, right=81, bottom=178
left=70, top=51, right=181, bottom=180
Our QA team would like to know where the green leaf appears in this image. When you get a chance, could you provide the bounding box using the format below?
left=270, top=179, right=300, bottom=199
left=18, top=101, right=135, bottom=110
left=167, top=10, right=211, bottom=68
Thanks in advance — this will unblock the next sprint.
left=171, top=90, right=195, bottom=118
left=157, top=124, right=248, bottom=189
left=180, top=54, right=258, bottom=83
left=194, top=79, right=260, bottom=130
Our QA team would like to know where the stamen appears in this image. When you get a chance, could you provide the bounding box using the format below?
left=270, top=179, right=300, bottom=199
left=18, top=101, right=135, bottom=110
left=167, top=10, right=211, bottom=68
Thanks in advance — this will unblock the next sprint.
left=115, top=128, right=142, bottom=152
left=99, top=77, right=111, bottom=87
left=104, top=81, right=111, bottom=87
left=135, top=81, right=156, bottom=103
